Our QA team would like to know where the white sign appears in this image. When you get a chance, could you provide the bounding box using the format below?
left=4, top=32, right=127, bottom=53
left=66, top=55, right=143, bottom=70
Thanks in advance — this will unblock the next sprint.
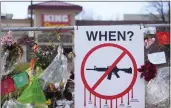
left=43, top=14, right=69, bottom=22
left=28, top=31, right=34, bottom=37
left=148, top=52, right=166, bottom=64
left=144, top=27, right=156, bottom=34
left=75, top=26, right=145, bottom=108
left=42, top=14, right=70, bottom=27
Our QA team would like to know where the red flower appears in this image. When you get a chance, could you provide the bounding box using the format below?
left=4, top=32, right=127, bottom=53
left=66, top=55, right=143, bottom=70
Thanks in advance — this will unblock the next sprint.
left=138, top=61, right=157, bottom=82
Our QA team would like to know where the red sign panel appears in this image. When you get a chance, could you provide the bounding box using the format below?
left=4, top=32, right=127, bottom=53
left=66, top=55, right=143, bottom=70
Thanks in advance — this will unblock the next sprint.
left=156, top=32, right=170, bottom=45
left=1, top=77, right=16, bottom=95
left=42, top=14, right=70, bottom=27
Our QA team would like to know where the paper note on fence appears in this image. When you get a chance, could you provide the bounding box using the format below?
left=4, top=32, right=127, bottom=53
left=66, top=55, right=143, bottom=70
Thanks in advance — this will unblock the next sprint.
left=148, top=52, right=166, bottom=64
left=28, top=31, right=34, bottom=37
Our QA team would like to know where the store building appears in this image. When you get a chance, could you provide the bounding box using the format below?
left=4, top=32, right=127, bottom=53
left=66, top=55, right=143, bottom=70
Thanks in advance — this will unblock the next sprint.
left=1, top=1, right=165, bottom=63
left=1, top=1, right=82, bottom=63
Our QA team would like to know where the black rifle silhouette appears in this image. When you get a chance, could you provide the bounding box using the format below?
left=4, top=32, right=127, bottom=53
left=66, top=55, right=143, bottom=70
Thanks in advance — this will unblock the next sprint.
left=86, top=66, right=132, bottom=80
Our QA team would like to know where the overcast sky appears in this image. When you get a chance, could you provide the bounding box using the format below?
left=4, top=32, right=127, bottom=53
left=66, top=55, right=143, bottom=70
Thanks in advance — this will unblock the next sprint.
left=1, top=0, right=150, bottom=20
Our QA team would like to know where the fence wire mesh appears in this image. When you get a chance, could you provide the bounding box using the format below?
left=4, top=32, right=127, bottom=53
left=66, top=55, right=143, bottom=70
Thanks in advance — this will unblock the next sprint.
left=144, top=26, right=170, bottom=108
left=144, top=27, right=170, bottom=67
left=17, top=29, right=75, bottom=62
left=0, top=29, right=75, bottom=107
left=0, top=26, right=170, bottom=108
left=20, top=27, right=169, bottom=108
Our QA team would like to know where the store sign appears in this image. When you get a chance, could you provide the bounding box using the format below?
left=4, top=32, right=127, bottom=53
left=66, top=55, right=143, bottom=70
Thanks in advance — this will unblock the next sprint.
left=42, top=14, right=70, bottom=27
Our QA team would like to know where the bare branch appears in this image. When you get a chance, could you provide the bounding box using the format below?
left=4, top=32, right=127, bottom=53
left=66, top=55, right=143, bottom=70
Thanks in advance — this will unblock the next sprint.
left=149, top=13, right=159, bottom=21
left=147, top=1, right=169, bottom=22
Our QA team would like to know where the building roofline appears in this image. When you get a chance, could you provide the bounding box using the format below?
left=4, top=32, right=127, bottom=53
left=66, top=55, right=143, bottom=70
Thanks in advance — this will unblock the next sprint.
left=75, top=20, right=167, bottom=25
left=28, top=1, right=82, bottom=11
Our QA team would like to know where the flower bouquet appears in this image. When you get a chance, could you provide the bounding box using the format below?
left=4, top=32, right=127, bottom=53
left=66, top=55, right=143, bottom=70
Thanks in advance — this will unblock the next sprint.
left=0, top=31, right=24, bottom=77
left=31, top=49, right=54, bottom=70
left=138, top=60, right=157, bottom=82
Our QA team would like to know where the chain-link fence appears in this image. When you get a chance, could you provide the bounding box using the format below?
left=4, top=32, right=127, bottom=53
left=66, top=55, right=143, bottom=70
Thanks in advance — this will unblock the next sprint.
left=144, top=26, right=170, bottom=108
left=0, top=26, right=170, bottom=108
left=25, top=27, right=169, bottom=108
left=144, top=27, right=170, bottom=67
left=0, top=29, right=75, bottom=107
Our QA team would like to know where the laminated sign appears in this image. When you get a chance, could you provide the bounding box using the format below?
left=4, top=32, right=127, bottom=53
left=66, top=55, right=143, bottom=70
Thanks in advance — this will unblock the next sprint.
left=1, top=77, right=16, bottom=95
left=156, top=32, right=170, bottom=45
left=13, top=71, right=29, bottom=89
left=74, top=26, right=145, bottom=108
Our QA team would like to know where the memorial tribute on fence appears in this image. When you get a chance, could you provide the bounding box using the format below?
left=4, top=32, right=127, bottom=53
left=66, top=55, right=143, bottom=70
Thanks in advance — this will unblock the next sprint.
left=74, top=25, right=145, bottom=108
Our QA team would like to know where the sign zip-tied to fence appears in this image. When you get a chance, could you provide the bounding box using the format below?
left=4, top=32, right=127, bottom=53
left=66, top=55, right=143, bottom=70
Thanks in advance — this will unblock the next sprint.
left=75, top=25, right=145, bottom=108
left=1, top=24, right=170, bottom=108
left=75, top=25, right=170, bottom=108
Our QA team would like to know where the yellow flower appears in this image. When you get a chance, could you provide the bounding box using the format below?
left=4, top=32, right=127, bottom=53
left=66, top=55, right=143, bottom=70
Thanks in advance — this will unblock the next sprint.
left=57, top=33, right=60, bottom=40
left=49, top=83, right=54, bottom=91
left=68, top=52, right=75, bottom=59
left=46, top=99, right=51, bottom=105
left=60, top=80, right=64, bottom=89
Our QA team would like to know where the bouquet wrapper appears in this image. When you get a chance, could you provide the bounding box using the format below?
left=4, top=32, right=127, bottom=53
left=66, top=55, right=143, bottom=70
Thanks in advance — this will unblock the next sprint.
left=17, top=76, right=46, bottom=104
left=2, top=99, right=17, bottom=108
left=39, top=54, right=68, bottom=86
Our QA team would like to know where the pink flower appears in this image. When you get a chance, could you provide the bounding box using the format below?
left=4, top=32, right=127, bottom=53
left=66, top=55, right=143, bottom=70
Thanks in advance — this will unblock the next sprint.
left=0, top=31, right=15, bottom=47
left=144, top=37, right=155, bottom=49
left=1, top=31, right=14, bottom=44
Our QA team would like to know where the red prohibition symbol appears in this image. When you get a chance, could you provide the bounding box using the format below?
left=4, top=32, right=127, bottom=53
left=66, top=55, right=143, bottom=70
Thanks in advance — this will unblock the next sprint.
left=81, top=43, right=138, bottom=100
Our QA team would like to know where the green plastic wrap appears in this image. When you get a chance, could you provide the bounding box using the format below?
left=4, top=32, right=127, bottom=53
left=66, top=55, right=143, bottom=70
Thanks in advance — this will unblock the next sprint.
left=17, top=76, right=46, bottom=104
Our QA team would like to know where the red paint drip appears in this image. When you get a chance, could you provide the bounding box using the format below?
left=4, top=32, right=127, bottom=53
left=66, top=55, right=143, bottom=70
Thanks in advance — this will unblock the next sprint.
left=84, top=87, right=86, bottom=106
left=99, top=98, right=101, bottom=108
left=89, top=92, right=92, bottom=101
left=94, top=96, right=96, bottom=106
left=132, top=88, right=134, bottom=99
left=121, top=96, right=123, bottom=103
left=116, top=98, right=118, bottom=108
left=128, top=92, right=130, bottom=105
left=105, top=99, right=108, bottom=104
left=110, top=100, right=113, bottom=108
